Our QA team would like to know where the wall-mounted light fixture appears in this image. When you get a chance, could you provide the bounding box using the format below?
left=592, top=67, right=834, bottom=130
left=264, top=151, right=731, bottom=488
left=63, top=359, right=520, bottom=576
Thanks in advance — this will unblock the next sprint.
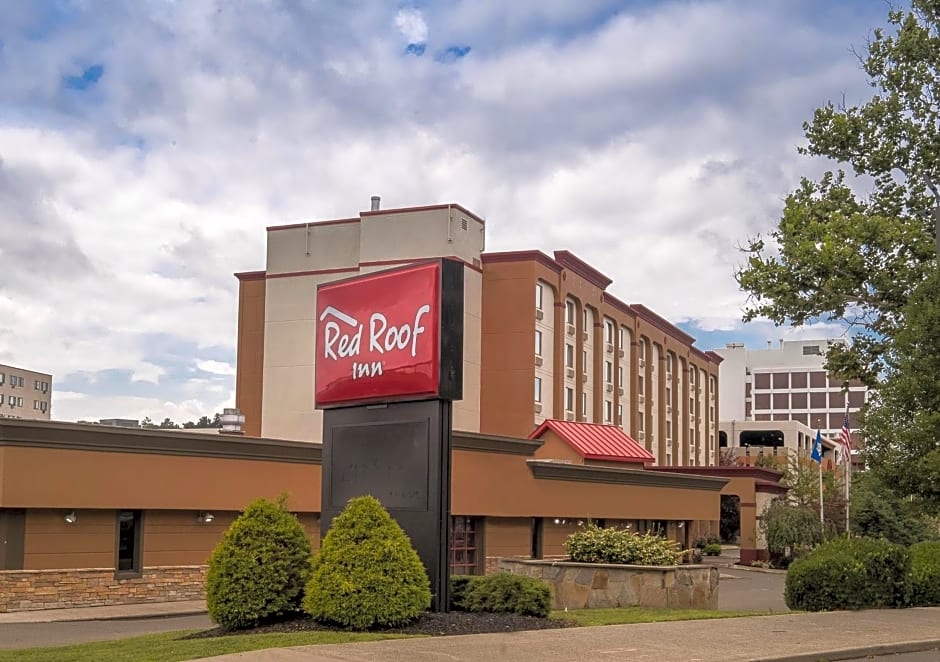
left=64, top=511, right=77, bottom=524
left=678, top=521, right=685, bottom=529
left=197, top=512, right=215, bottom=524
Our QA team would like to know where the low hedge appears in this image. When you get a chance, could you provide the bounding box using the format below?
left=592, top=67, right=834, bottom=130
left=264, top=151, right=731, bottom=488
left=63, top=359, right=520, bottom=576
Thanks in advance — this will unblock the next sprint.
left=449, top=575, right=477, bottom=611
left=785, top=537, right=911, bottom=611
left=565, top=524, right=683, bottom=565
left=703, top=543, right=722, bottom=556
left=909, top=541, right=940, bottom=606
left=451, top=573, right=551, bottom=617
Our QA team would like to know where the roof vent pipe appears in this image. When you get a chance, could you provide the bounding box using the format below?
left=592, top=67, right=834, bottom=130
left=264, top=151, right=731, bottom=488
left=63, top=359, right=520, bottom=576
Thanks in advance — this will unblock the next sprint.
left=370, top=195, right=381, bottom=211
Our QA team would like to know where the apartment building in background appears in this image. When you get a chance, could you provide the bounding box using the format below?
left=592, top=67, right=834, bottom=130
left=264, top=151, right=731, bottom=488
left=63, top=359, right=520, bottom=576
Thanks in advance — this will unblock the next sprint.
left=234, top=200, right=723, bottom=467
left=0, top=364, right=52, bottom=421
left=714, top=339, right=867, bottom=441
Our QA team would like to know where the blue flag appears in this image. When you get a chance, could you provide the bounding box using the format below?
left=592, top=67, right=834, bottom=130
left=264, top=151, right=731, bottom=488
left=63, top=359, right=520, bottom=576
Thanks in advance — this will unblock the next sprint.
left=811, top=429, right=823, bottom=464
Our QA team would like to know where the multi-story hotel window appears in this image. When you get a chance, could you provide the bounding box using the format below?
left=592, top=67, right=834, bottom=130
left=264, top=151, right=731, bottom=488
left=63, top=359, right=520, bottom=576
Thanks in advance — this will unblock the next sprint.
left=565, top=344, right=575, bottom=368
left=535, top=377, right=542, bottom=403
left=0, top=372, right=4, bottom=385
left=604, top=320, right=614, bottom=344
left=565, top=387, right=574, bottom=412
left=618, top=366, right=623, bottom=386
left=581, top=392, right=587, bottom=414
left=535, top=283, right=544, bottom=310
left=605, top=361, right=613, bottom=383
left=565, top=300, right=576, bottom=325
left=535, top=330, right=543, bottom=356
left=638, top=375, right=645, bottom=395
left=116, top=510, right=143, bottom=576
left=450, top=516, right=479, bottom=575
left=604, top=400, right=612, bottom=423
left=618, top=404, right=623, bottom=424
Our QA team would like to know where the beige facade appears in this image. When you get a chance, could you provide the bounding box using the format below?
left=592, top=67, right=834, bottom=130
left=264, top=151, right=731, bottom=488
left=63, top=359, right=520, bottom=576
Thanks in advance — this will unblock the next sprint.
left=0, top=364, right=52, bottom=421
left=252, top=204, right=485, bottom=441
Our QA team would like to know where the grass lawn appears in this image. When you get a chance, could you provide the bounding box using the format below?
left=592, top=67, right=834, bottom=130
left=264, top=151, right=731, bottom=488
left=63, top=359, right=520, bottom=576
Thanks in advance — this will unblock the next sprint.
left=552, top=607, right=766, bottom=627
left=0, top=629, right=416, bottom=662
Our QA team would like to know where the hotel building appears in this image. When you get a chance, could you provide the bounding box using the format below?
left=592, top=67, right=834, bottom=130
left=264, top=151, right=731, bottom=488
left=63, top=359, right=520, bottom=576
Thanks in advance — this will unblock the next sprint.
left=235, top=201, right=723, bottom=467
left=714, top=340, right=867, bottom=439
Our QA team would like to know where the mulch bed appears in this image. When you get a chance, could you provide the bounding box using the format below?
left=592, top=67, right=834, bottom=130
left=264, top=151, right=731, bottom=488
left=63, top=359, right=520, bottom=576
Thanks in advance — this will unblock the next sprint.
left=183, top=611, right=576, bottom=640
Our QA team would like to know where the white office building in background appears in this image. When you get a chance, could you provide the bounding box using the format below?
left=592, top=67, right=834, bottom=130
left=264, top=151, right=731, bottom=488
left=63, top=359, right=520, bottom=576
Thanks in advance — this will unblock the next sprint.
left=713, top=339, right=867, bottom=439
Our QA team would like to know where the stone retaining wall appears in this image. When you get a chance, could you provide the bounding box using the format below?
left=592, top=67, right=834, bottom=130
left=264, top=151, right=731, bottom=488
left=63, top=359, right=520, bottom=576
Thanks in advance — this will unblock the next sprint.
left=0, top=566, right=207, bottom=612
left=499, top=558, right=719, bottom=610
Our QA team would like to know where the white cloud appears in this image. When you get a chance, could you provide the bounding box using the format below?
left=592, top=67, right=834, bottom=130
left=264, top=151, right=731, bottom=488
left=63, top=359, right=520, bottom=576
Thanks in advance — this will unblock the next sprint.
left=394, top=8, right=428, bottom=44
left=196, top=360, right=236, bottom=376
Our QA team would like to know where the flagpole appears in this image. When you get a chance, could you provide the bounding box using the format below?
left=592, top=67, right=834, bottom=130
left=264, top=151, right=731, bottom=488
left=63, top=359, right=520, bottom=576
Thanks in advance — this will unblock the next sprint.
left=844, top=403, right=852, bottom=536
left=818, top=459, right=824, bottom=527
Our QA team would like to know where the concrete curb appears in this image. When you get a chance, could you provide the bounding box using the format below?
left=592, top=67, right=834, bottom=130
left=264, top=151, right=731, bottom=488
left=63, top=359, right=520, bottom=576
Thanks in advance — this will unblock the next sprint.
left=752, top=638, right=940, bottom=662
left=77, top=608, right=209, bottom=623
left=731, top=564, right=788, bottom=575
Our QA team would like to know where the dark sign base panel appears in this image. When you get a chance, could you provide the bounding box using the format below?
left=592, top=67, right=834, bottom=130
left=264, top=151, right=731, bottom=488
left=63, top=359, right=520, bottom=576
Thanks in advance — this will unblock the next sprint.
left=320, top=400, right=452, bottom=612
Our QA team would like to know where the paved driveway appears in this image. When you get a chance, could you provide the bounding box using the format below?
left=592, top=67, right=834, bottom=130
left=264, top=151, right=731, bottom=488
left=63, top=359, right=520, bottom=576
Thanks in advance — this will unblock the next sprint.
left=0, top=614, right=213, bottom=650
left=717, top=566, right=789, bottom=612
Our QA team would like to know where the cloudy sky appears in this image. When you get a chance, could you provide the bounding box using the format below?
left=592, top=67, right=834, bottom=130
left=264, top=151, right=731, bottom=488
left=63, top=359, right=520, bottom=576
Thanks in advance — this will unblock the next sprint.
left=0, top=0, right=887, bottom=424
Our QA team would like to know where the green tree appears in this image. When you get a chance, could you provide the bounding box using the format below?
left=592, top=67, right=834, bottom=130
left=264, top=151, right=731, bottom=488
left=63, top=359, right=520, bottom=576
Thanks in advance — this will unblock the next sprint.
left=140, top=417, right=158, bottom=429
left=760, top=499, right=824, bottom=567
left=736, top=1, right=940, bottom=385
left=861, top=269, right=940, bottom=511
left=851, top=472, right=936, bottom=544
left=158, top=417, right=180, bottom=429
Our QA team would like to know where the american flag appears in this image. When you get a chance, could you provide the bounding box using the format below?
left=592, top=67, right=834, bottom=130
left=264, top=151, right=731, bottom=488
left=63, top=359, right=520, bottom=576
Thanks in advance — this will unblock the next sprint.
left=840, top=415, right=852, bottom=453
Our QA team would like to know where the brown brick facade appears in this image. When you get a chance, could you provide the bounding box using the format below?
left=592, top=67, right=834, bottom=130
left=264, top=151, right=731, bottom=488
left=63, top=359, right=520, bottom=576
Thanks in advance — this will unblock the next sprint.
left=0, top=566, right=207, bottom=612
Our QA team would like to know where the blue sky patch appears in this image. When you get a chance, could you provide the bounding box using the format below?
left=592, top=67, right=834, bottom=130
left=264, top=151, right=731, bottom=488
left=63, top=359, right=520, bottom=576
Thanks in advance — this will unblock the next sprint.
left=437, top=45, right=470, bottom=62
left=63, top=63, right=104, bottom=90
left=405, top=43, right=426, bottom=56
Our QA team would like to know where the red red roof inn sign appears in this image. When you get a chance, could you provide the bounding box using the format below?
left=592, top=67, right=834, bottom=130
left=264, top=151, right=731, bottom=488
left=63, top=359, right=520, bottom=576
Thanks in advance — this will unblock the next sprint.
left=315, top=258, right=464, bottom=409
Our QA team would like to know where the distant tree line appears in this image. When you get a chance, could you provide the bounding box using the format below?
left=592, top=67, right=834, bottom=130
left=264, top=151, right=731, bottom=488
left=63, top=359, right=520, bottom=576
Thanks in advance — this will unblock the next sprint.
left=141, top=413, right=222, bottom=429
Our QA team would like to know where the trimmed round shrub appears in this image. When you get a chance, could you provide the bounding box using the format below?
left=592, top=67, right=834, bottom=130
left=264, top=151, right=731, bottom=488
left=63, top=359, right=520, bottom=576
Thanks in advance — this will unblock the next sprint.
left=909, top=541, right=940, bottom=606
left=206, top=496, right=313, bottom=630
left=703, top=543, right=723, bottom=556
left=785, top=537, right=911, bottom=611
left=303, top=495, right=431, bottom=630
left=462, top=573, right=551, bottom=617
left=564, top=524, right=683, bottom=565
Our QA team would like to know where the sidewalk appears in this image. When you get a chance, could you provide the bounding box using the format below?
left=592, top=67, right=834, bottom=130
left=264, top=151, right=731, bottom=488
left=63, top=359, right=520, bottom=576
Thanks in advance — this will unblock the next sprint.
left=207, top=608, right=940, bottom=662
left=0, top=599, right=207, bottom=624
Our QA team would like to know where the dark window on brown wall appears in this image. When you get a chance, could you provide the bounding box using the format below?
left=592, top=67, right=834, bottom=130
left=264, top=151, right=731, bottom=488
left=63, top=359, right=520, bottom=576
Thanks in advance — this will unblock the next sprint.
left=754, top=373, right=771, bottom=389
left=116, top=510, right=143, bottom=576
left=719, top=431, right=728, bottom=447
left=450, top=516, right=479, bottom=575
left=791, top=392, right=807, bottom=409
left=755, top=413, right=772, bottom=421
left=745, top=382, right=752, bottom=397
left=773, top=393, right=789, bottom=409
left=829, top=376, right=847, bottom=389
left=848, top=379, right=866, bottom=389
left=745, top=401, right=752, bottom=417
left=772, top=373, right=789, bottom=389
left=830, top=391, right=845, bottom=409
left=791, top=372, right=807, bottom=388
left=755, top=394, right=770, bottom=409
left=810, top=392, right=827, bottom=409
left=810, top=372, right=827, bottom=388
left=772, top=413, right=790, bottom=421
left=829, top=413, right=843, bottom=430
left=531, top=518, right=543, bottom=560
left=848, top=391, right=866, bottom=409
